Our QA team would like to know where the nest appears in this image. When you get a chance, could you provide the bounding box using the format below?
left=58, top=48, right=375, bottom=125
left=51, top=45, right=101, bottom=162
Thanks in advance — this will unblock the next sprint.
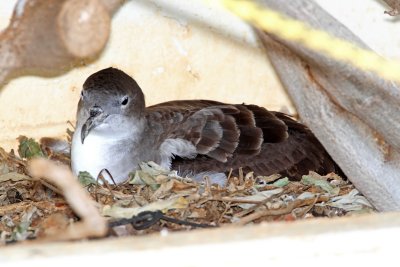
left=0, top=134, right=374, bottom=245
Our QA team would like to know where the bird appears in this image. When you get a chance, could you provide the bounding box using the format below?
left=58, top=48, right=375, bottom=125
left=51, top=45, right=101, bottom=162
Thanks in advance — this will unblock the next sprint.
left=71, top=67, right=340, bottom=185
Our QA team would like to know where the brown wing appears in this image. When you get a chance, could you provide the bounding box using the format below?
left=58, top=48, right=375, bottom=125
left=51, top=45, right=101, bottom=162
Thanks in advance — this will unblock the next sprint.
left=145, top=100, right=288, bottom=162
left=146, top=100, right=339, bottom=179
left=153, top=104, right=340, bottom=180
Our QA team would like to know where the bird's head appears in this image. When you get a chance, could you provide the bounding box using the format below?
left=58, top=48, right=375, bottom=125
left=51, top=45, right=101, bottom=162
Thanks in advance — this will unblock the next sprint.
left=78, top=67, right=146, bottom=144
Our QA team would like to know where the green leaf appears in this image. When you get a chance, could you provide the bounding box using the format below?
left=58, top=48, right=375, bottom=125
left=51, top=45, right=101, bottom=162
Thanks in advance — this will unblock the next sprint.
left=301, top=175, right=340, bottom=196
left=129, top=170, right=160, bottom=191
left=17, top=136, right=46, bottom=159
left=78, top=171, right=97, bottom=186
left=272, top=177, right=289, bottom=187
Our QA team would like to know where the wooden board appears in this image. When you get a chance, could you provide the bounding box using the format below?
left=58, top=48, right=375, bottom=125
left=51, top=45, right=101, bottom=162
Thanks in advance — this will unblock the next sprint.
left=1, top=212, right=399, bottom=266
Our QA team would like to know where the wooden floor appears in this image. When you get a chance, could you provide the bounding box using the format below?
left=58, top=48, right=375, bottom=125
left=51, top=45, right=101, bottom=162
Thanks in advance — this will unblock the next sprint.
left=1, top=211, right=399, bottom=266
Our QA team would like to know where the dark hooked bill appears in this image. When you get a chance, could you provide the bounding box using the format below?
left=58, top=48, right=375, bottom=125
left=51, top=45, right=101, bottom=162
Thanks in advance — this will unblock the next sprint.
left=81, top=107, right=108, bottom=144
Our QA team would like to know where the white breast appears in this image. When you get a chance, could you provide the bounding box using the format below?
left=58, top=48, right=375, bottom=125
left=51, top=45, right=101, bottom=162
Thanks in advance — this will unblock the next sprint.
left=71, top=128, right=136, bottom=184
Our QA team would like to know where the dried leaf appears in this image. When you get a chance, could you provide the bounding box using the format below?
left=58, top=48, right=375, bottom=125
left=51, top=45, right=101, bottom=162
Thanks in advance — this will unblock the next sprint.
left=0, top=133, right=376, bottom=242
left=11, top=206, right=37, bottom=241
left=328, top=189, right=373, bottom=211
left=237, top=188, right=283, bottom=209
left=155, top=174, right=169, bottom=184
left=17, top=136, right=46, bottom=159
left=102, top=197, right=189, bottom=219
left=188, top=208, right=208, bottom=219
left=129, top=171, right=160, bottom=191
left=297, top=191, right=317, bottom=200
left=139, top=161, right=171, bottom=176
left=1, top=215, right=15, bottom=228
left=152, top=179, right=196, bottom=200
left=37, top=213, right=70, bottom=238
left=301, top=175, right=340, bottom=196
left=0, top=172, right=31, bottom=182
left=151, top=180, right=174, bottom=200
left=0, top=162, right=9, bottom=175
left=171, top=180, right=196, bottom=192
left=256, top=174, right=281, bottom=184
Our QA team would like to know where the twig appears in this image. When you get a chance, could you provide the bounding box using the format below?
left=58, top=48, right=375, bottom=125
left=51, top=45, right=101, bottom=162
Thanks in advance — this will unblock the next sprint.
left=203, top=176, right=212, bottom=196
left=36, top=178, right=63, bottom=195
left=234, top=190, right=286, bottom=218
left=97, top=169, right=116, bottom=199
left=234, top=195, right=330, bottom=226
left=218, top=202, right=231, bottom=224
left=235, top=200, right=301, bottom=226
left=92, top=187, right=133, bottom=200
left=238, top=167, right=244, bottom=184
left=293, top=196, right=319, bottom=219
left=28, top=158, right=107, bottom=241
left=210, top=197, right=264, bottom=204
left=226, top=168, right=233, bottom=185
left=0, top=199, right=68, bottom=217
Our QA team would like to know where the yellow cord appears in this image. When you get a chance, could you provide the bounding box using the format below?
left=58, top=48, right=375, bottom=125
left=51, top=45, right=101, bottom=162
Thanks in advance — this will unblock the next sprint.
left=217, top=0, right=400, bottom=82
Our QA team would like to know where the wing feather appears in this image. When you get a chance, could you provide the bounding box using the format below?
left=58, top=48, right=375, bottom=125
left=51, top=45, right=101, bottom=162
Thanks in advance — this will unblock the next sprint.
left=145, top=100, right=339, bottom=180
left=146, top=100, right=288, bottom=161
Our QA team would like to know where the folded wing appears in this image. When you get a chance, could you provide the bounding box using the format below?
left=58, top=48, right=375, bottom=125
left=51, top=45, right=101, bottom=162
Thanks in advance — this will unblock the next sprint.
left=146, top=100, right=338, bottom=179
left=146, top=100, right=288, bottom=161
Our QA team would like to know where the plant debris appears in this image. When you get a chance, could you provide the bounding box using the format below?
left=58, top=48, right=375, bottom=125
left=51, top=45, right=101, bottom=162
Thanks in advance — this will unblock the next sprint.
left=0, top=135, right=375, bottom=245
left=17, top=136, right=46, bottom=159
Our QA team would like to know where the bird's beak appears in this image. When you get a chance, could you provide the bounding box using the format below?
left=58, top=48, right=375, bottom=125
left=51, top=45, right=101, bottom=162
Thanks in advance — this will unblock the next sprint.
left=81, top=106, right=108, bottom=144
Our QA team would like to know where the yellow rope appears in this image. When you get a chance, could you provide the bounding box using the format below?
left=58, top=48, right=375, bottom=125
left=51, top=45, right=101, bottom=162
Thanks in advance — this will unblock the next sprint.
left=217, top=0, right=400, bottom=82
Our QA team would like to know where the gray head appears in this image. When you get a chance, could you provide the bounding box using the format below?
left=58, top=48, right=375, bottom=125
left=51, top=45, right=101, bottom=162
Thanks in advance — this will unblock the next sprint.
left=79, top=67, right=145, bottom=144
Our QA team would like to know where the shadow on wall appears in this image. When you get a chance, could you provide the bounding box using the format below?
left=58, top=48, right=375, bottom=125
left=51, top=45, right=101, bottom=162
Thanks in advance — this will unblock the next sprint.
left=0, top=0, right=266, bottom=90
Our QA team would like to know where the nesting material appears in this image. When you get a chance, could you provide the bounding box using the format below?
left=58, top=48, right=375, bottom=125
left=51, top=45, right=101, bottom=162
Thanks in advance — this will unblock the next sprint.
left=0, top=135, right=374, bottom=245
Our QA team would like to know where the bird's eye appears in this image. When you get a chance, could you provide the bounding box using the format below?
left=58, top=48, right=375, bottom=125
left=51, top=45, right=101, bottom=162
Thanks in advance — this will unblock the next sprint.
left=121, top=96, right=129, bottom=106
left=80, top=91, right=84, bottom=99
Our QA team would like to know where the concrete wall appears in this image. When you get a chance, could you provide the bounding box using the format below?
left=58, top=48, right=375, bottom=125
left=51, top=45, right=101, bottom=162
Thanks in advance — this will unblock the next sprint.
left=0, top=0, right=398, bottom=150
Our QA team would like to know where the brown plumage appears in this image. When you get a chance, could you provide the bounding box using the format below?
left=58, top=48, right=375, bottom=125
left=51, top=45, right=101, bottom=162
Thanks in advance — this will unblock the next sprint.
left=72, top=67, right=341, bottom=184
left=146, top=99, right=339, bottom=180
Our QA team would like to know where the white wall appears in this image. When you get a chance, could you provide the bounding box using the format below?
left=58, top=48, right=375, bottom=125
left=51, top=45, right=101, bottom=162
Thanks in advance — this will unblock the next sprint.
left=0, top=0, right=397, bottom=150
left=0, top=0, right=292, bottom=150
